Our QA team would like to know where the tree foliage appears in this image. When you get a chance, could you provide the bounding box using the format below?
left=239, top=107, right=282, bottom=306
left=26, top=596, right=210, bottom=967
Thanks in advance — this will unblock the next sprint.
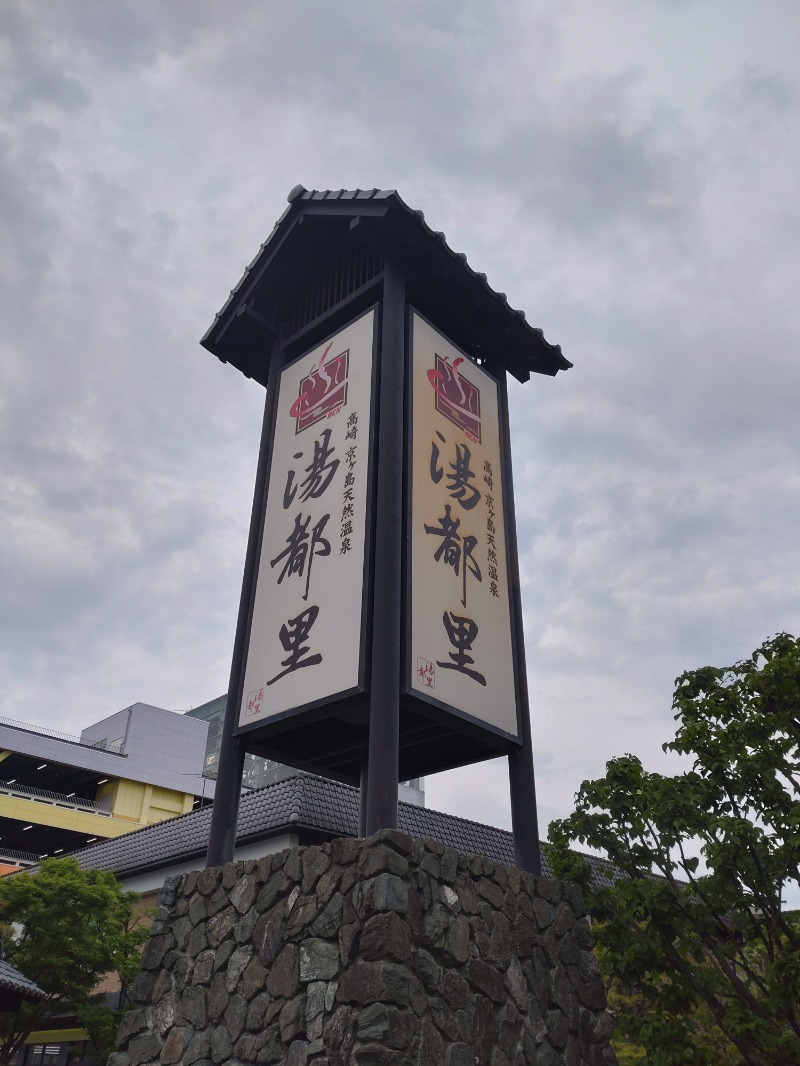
left=547, top=633, right=800, bottom=1066
left=0, top=857, right=150, bottom=1065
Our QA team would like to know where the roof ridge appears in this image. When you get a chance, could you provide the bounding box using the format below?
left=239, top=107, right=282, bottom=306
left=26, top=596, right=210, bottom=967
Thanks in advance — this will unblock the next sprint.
left=289, top=773, right=304, bottom=823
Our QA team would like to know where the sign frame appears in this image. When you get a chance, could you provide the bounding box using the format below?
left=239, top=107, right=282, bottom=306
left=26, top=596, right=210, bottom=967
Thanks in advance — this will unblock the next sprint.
left=402, top=307, right=524, bottom=754
left=231, top=305, right=381, bottom=745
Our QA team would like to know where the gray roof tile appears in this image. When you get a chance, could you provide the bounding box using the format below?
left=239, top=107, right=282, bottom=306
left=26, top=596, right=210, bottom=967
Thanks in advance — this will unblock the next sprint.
left=0, top=960, right=46, bottom=1001
left=62, top=773, right=617, bottom=890
left=201, top=186, right=571, bottom=384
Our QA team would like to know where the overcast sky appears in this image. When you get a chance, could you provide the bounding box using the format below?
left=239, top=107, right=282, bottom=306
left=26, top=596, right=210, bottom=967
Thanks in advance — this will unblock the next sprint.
left=2, top=1, right=798, bottom=848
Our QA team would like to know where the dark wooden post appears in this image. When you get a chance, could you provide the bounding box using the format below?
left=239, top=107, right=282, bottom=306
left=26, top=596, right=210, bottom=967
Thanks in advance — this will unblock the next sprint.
left=206, top=337, right=286, bottom=868
left=363, top=260, right=405, bottom=834
left=497, top=369, right=543, bottom=876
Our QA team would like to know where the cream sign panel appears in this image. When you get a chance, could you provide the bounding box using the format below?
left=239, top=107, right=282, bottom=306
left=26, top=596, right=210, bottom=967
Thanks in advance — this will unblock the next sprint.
left=410, top=312, right=518, bottom=737
left=238, top=310, right=375, bottom=727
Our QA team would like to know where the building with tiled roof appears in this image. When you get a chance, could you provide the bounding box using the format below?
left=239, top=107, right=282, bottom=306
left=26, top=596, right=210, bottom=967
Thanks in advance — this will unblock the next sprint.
left=62, top=772, right=617, bottom=899
left=0, top=959, right=46, bottom=1013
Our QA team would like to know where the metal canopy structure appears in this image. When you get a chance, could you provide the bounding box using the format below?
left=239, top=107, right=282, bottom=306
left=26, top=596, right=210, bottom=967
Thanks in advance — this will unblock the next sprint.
left=202, top=187, right=569, bottom=874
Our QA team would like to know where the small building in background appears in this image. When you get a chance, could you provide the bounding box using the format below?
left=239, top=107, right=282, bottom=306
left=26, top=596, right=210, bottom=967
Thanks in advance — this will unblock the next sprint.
left=0, top=704, right=216, bottom=870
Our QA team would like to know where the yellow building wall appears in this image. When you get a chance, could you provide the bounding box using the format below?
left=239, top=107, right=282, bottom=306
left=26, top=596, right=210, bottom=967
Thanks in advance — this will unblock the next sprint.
left=0, top=794, right=133, bottom=838
left=97, top=778, right=194, bottom=825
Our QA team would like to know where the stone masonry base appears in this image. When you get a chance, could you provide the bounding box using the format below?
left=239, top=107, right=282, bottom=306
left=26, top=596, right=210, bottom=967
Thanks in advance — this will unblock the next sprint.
left=109, top=830, right=616, bottom=1065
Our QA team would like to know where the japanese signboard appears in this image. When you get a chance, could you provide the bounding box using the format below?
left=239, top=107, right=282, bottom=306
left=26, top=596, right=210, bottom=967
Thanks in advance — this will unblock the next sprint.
left=237, top=309, right=377, bottom=729
left=409, top=311, right=519, bottom=738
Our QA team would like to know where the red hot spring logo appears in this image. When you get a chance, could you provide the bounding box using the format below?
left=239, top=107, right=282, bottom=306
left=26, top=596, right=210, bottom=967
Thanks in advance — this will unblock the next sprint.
left=290, top=341, right=350, bottom=433
left=427, top=354, right=481, bottom=442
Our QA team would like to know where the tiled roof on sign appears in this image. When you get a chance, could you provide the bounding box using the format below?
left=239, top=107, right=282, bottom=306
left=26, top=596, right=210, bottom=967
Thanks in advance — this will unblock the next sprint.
left=59, top=773, right=618, bottom=892
left=201, top=186, right=571, bottom=384
left=290, top=187, right=568, bottom=366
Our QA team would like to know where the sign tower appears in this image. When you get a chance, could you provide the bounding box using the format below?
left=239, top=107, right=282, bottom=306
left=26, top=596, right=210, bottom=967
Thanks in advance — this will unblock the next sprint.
left=200, top=187, right=571, bottom=874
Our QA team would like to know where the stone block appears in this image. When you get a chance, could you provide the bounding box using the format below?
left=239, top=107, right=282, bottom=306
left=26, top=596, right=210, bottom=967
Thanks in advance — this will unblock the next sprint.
left=337, top=960, right=411, bottom=1007
left=495, top=1002, right=520, bottom=1059
left=284, top=847, right=303, bottom=882
left=246, top=990, right=272, bottom=1030
left=280, top=994, right=307, bottom=1042
left=489, top=912, right=513, bottom=968
left=414, top=947, right=441, bottom=992
left=227, top=874, right=254, bottom=914
left=476, top=878, right=504, bottom=910
left=287, top=896, right=319, bottom=935
left=466, top=959, right=506, bottom=1004
left=140, top=932, right=173, bottom=971
left=240, top=956, right=267, bottom=999
left=467, top=994, right=497, bottom=1065
left=224, top=993, right=248, bottom=1042
left=353, top=873, right=409, bottom=918
left=115, top=1009, right=149, bottom=1046
left=160, top=1025, right=193, bottom=1064
left=187, top=923, right=209, bottom=958
left=441, top=969, right=469, bottom=1010
left=127, top=1030, right=161, bottom=1066
left=352, top=1042, right=406, bottom=1064
left=221, top=862, right=239, bottom=890
left=178, top=986, right=207, bottom=1028
left=310, top=890, right=343, bottom=938
left=196, top=868, right=219, bottom=897
left=339, top=921, right=360, bottom=965
left=361, top=911, right=411, bottom=962
left=445, top=1042, right=477, bottom=1066
left=359, top=844, right=410, bottom=880
left=423, top=905, right=470, bottom=965
left=300, top=937, right=341, bottom=982
left=254, top=912, right=286, bottom=967
left=210, top=1023, right=232, bottom=1063
left=256, top=873, right=288, bottom=914
left=257, top=853, right=274, bottom=882
left=420, top=1019, right=445, bottom=1065
left=184, top=1027, right=212, bottom=1064
left=207, top=972, right=228, bottom=1023
left=356, top=1001, right=395, bottom=1040
left=554, top=900, right=577, bottom=936
left=285, top=1038, right=309, bottom=1065
left=225, top=945, right=252, bottom=993
left=369, top=828, right=414, bottom=855
left=255, top=1023, right=284, bottom=1063
left=207, top=886, right=230, bottom=917
left=323, top=1005, right=358, bottom=1065
left=207, top=906, right=236, bottom=947
left=302, top=847, right=332, bottom=892
left=211, top=937, right=234, bottom=973
left=235, top=903, right=260, bottom=944
left=266, top=942, right=300, bottom=998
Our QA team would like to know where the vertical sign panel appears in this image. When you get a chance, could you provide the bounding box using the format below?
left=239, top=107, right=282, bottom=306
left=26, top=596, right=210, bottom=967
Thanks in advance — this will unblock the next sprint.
left=238, top=309, right=376, bottom=728
left=409, top=311, right=519, bottom=738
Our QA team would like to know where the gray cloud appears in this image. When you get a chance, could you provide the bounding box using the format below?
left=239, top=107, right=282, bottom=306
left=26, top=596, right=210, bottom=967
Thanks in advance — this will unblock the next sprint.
left=0, top=0, right=798, bottom=858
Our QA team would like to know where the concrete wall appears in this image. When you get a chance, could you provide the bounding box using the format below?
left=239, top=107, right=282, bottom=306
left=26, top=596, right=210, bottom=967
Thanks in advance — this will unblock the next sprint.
left=81, top=703, right=214, bottom=797
left=110, top=831, right=616, bottom=1065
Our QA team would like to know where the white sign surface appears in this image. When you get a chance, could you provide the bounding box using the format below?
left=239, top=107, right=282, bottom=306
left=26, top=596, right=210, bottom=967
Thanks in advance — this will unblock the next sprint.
left=238, top=309, right=376, bottom=728
left=409, top=312, right=519, bottom=737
